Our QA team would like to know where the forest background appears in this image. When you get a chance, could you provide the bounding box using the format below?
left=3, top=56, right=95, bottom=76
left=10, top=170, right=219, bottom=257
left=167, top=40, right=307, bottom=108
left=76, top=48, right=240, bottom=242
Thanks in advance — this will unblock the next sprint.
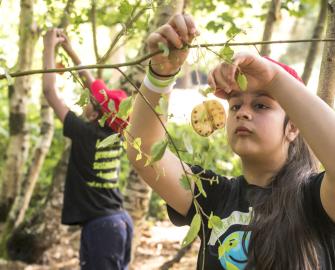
left=0, top=0, right=334, bottom=269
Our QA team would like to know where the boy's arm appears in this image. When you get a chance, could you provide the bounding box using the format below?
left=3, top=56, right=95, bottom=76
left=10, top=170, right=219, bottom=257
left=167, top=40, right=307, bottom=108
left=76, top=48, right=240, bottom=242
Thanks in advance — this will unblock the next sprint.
left=42, top=29, right=69, bottom=123
left=59, top=32, right=95, bottom=90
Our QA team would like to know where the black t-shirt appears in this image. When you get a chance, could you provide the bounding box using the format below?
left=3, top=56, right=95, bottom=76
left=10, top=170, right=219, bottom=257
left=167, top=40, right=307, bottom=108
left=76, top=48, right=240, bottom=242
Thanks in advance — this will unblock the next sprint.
left=167, top=165, right=335, bottom=270
left=62, top=111, right=123, bottom=225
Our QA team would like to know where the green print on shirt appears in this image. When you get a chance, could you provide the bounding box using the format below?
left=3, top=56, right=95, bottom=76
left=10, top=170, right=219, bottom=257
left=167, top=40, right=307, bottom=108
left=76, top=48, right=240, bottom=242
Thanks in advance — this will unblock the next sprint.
left=208, top=208, right=252, bottom=270
left=95, top=149, right=122, bottom=159
left=96, top=171, right=118, bottom=179
left=87, top=139, right=121, bottom=188
left=87, top=181, right=119, bottom=189
left=93, top=159, right=120, bottom=170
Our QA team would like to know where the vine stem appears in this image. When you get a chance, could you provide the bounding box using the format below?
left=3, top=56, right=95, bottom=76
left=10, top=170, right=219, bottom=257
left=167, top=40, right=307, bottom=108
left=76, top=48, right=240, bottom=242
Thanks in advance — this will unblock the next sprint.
left=115, top=67, right=196, bottom=201
left=1, top=38, right=335, bottom=80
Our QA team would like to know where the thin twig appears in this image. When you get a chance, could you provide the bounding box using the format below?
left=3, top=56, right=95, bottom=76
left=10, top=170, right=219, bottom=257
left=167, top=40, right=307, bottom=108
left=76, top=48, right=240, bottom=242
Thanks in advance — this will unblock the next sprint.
left=115, top=67, right=196, bottom=200
left=91, top=0, right=100, bottom=61
left=98, top=2, right=149, bottom=64
left=2, top=38, right=335, bottom=80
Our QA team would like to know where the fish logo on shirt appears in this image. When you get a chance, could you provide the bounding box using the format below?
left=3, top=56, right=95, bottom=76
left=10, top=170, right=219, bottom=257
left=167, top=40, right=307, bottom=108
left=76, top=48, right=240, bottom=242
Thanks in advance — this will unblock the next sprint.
left=219, top=231, right=250, bottom=270
left=208, top=208, right=252, bottom=270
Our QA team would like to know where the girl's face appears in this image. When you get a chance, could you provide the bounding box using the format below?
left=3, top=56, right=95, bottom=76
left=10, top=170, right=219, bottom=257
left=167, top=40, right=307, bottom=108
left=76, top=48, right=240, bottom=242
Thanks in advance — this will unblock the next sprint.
left=226, top=91, right=290, bottom=161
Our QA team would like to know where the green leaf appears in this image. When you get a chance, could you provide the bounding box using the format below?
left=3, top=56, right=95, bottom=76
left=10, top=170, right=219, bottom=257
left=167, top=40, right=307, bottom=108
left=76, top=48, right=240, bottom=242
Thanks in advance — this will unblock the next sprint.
left=122, top=140, right=127, bottom=150
left=199, top=87, right=214, bottom=97
left=76, top=88, right=90, bottom=107
left=150, top=139, right=168, bottom=163
left=237, top=73, right=248, bottom=91
left=98, top=114, right=108, bottom=127
left=97, top=133, right=120, bottom=149
left=208, top=212, right=223, bottom=230
left=158, top=42, right=170, bottom=57
left=193, top=175, right=207, bottom=198
left=136, top=152, right=142, bottom=161
left=181, top=213, right=201, bottom=248
left=218, top=244, right=224, bottom=258
left=226, top=26, right=241, bottom=38
left=108, top=99, right=116, bottom=113
left=116, top=96, right=133, bottom=120
left=180, top=175, right=191, bottom=190
left=119, top=1, right=132, bottom=16
left=155, top=95, right=169, bottom=116
left=219, top=46, right=234, bottom=62
left=133, top=137, right=142, bottom=151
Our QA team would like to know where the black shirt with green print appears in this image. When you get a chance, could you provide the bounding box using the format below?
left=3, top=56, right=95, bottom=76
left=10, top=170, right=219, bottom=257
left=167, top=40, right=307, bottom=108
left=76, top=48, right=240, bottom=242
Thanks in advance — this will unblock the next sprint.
left=167, top=165, right=335, bottom=270
left=62, top=111, right=123, bottom=225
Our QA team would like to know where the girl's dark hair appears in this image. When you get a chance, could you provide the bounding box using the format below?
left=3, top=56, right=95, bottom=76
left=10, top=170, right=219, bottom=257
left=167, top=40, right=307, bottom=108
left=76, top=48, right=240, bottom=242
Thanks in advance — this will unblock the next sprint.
left=245, top=116, right=320, bottom=270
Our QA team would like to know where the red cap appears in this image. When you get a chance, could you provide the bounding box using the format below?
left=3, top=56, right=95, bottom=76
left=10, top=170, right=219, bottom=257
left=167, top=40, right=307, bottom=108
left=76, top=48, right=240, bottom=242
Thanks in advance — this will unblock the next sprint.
left=263, top=56, right=304, bottom=83
left=90, top=79, right=128, bottom=132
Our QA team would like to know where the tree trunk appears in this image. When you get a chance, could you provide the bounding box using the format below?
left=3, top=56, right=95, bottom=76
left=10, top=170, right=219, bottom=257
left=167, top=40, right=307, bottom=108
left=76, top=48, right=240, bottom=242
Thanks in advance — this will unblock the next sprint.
left=119, top=0, right=185, bottom=266
left=1, top=0, right=77, bottom=260
left=0, top=97, right=54, bottom=258
left=260, top=0, right=282, bottom=56
left=10, top=0, right=75, bottom=231
left=317, top=1, right=335, bottom=107
left=302, top=0, right=328, bottom=84
left=6, top=146, right=72, bottom=263
left=0, top=0, right=39, bottom=223
left=14, top=96, right=54, bottom=228
left=57, top=0, right=76, bottom=29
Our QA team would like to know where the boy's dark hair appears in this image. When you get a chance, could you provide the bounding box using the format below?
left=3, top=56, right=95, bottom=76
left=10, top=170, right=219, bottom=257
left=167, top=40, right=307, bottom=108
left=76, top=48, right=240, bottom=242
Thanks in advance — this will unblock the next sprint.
left=245, top=116, right=320, bottom=270
left=90, top=97, right=103, bottom=120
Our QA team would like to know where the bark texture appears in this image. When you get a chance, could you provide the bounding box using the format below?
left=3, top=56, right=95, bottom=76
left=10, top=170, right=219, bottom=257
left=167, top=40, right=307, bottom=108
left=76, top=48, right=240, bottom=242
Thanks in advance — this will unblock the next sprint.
left=317, top=1, right=335, bottom=107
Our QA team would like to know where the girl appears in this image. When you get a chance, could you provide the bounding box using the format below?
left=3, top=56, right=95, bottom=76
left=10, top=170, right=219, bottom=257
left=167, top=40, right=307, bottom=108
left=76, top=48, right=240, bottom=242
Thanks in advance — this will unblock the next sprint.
left=126, top=14, right=335, bottom=269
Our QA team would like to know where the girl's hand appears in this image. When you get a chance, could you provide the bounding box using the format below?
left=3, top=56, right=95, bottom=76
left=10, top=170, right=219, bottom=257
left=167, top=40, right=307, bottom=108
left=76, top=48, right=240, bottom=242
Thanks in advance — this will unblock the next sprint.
left=208, top=52, right=281, bottom=99
left=147, top=14, right=199, bottom=76
left=43, top=29, right=65, bottom=50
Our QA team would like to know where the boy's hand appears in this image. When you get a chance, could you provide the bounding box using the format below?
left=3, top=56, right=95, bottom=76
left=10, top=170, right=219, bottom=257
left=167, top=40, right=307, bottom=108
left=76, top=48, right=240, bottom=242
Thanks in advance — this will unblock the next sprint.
left=147, top=13, right=199, bottom=77
left=43, top=29, right=65, bottom=51
left=208, top=52, right=281, bottom=99
left=58, top=32, right=73, bottom=53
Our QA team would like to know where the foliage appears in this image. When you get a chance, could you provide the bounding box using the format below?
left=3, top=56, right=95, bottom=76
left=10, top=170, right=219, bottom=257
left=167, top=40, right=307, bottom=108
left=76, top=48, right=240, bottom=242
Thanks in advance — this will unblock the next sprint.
left=282, top=0, right=319, bottom=18
left=148, top=191, right=168, bottom=221
left=0, top=0, right=328, bottom=262
left=167, top=123, right=241, bottom=177
left=147, top=122, right=242, bottom=221
left=188, top=0, right=253, bottom=37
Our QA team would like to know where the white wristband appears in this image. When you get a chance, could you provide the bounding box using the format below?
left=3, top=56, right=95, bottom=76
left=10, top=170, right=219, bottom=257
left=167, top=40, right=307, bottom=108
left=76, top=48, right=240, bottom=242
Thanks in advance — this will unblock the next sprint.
left=143, top=75, right=175, bottom=94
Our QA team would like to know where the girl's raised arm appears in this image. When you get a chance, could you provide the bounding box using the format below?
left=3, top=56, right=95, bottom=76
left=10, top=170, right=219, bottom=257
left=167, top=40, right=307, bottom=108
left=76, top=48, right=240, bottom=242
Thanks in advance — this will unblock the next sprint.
left=126, top=14, right=198, bottom=216
left=209, top=52, right=335, bottom=222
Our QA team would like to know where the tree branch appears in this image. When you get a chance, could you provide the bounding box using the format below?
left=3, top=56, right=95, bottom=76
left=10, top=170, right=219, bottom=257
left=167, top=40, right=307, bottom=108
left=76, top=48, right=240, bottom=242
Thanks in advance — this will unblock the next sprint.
left=90, top=0, right=100, bottom=61
left=1, top=38, right=335, bottom=80
left=98, top=2, right=148, bottom=64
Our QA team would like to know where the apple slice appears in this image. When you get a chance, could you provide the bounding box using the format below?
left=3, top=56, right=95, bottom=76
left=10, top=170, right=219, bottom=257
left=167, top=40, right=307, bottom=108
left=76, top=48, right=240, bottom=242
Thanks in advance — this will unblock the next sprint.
left=191, top=100, right=226, bottom=137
